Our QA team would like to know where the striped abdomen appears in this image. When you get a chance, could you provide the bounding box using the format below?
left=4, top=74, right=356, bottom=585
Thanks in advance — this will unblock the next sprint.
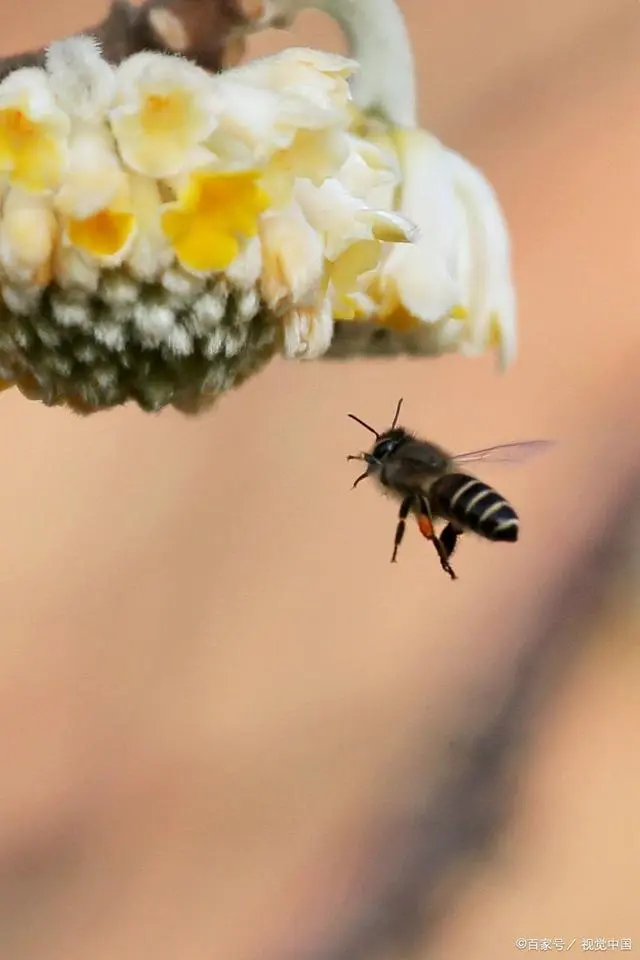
left=431, top=473, right=519, bottom=542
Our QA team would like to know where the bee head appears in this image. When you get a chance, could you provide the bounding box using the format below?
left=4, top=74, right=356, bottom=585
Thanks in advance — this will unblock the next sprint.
left=371, top=428, right=409, bottom=462
left=347, top=399, right=411, bottom=484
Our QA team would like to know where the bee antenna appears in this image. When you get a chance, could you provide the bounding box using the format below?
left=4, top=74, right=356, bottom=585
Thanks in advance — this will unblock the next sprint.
left=347, top=413, right=379, bottom=438
left=391, top=397, right=404, bottom=429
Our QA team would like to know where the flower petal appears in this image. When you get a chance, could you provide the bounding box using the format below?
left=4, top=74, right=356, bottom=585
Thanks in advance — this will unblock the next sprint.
left=68, top=208, right=136, bottom=260
left=259, top=203, right=324, bottom=308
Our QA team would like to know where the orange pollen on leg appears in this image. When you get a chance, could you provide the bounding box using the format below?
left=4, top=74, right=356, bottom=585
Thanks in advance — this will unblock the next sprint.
left=417, top=514, right=435, bottom=539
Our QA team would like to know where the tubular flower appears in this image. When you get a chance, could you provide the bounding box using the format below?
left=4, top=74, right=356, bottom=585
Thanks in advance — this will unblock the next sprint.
left=0, top=68, right=70, bottom=193
left=261, top=128, right=350, bottom=208
left=335, top=135, right=399, bottom=208
left=125, top=174, right=174, bottom=281
left=0, top=187, right=57, bottom=286
left=223, top=48, right=357, bottom=130
left=160, top=169, right=270, bottom=274
left=282, top=296, right=334, bottom=360
left=326, top=240, right=381, bottom=321
left=55, top=125, right=127, bottom=219
left=109, top=52, right=221, bottom=178
left=44, top=36, right=116, bottom=123
left=294, top=177, right=415, bottom=261
left=259, top=203, right=325, bottom=310
left=66, top=178, right=136, bottom=264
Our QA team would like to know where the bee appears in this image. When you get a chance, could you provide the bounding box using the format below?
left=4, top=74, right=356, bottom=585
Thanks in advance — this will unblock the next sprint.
left=347, top=398, right=551, bottom=580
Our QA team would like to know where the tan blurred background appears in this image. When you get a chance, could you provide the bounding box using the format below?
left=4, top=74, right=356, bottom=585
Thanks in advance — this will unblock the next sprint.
left=0, top=2, right=639, bottom=958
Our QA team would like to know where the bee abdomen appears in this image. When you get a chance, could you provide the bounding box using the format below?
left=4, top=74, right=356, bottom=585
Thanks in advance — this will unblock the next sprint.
left=431, top=474, right=519, bottom=542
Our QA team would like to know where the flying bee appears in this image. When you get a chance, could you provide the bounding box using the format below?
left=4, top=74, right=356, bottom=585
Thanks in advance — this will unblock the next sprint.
left=347, top=398, right=552, bottom=581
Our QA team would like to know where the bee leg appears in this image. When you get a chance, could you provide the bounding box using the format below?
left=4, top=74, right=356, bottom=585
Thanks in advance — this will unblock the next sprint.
left=417, top=496, right=457, bottom=581
left=440, top=522, right=461, bottom=560
left=391, top=496, right=414, bottom=563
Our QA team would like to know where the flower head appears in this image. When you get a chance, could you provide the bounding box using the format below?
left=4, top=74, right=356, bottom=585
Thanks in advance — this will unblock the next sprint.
left=109, top=52, right=221, bottom=178
left=0, top=67, right=70, bottom=193
left=161, top=168, right=270, bottom=273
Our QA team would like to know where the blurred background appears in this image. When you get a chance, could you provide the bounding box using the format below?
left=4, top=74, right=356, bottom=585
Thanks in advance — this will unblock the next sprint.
left=0, top=1, right=639, bottom=958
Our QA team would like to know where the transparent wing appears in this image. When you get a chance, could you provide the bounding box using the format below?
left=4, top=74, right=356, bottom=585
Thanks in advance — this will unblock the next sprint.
left=452, top=439, right=554, bottom=466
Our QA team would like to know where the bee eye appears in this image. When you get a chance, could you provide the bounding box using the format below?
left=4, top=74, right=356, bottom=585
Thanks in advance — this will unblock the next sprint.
left=374, top=438, right=396, bottom=459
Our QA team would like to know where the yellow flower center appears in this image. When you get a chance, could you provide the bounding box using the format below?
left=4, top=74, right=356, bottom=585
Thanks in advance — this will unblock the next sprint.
left=141, top=91, right=188, bottom=134
left=0, top=105, right=66, bottom=192
left=68, top=208, right=135, bottom=258
left=161, top=169, right=270, bottom=273
left=0, top=108, right=36, bottom=146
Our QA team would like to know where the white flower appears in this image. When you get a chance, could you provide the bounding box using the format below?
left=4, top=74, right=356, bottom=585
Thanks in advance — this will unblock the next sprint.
left=294, top=177, right=415, bottom=261
left=53, top=241, right=101, bottom=292
left=0, top=67, right=70, bottom=193
left=54, top=124, right=126, bottom=219
left=224, top=48, right=357, bottom=130
left=371, top=128, right=463, bottom=325
left=446, top=148, right=516, bottom=369
left=327, top=239, right=381, bottom=320
left=126, top=173, right=174, bottom=281
left=335, top=135, right=399, bottom=208
left=109, top=52, right=220, bottom=178
left=0, top=187, right=56, bottom=285
left=64, top=175, right=136, bottom=267
left=206, top=82, right=296, bottom=165
left=260, top=127, right=350, bottom=207
left=226, top=235, right=262, bottom=290
left=259, top=203, right=324, bottom=310
left=45, top=37, right=116, bottom=122
left=282, top=296, right=334, bottom=359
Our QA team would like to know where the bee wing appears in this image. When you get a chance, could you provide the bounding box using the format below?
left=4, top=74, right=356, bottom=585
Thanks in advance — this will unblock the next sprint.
left=452, top=439, right=554, bottom=466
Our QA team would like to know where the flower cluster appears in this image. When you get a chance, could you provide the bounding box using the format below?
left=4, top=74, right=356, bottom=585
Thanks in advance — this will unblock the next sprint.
left=0, top=29, right=516, bottom=412
left=332, top=118, right=516, bottom=368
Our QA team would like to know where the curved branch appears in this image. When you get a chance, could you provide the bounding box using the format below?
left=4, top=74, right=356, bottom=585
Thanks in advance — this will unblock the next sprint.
left=258, top=0, right=418, bottom=126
